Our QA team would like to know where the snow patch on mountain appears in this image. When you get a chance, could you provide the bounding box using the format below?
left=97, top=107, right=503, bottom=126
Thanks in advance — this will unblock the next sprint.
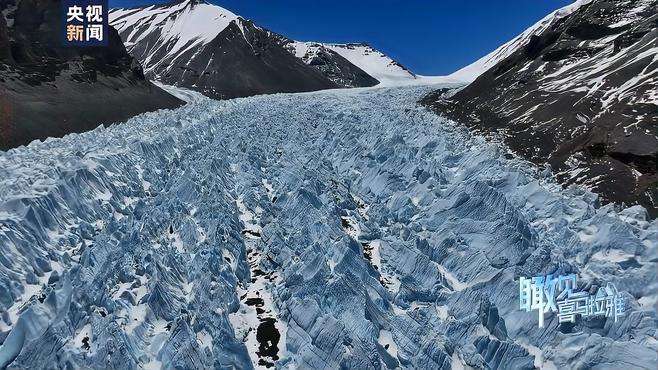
left=425, top=0, right=658, bottom=218
left=152, top=81, right=208, bottom=103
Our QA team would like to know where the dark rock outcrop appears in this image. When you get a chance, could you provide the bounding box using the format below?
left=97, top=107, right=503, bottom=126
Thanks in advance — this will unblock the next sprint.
left=479, top=298, right=508, bottom=340
left=0, top=0, right=183, bottom=151
left=0, top=2, right=11, bottom=62
left=422, top=0, right=658, bottom=217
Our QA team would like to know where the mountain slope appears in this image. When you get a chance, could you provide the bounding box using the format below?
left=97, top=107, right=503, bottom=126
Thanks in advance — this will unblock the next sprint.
left=282, top=41, right=418, bottom=86
left=423, top=0, right=658, bottom=217
left=278, top=41, right=379, bottom=87
left=0, top=0, right=183, bottom=151
left=324, top=43, right=418, bottom=86
left=109, top=0, right=239, bottom=75
left=109, top=0, right=339, bottom=99
left=448, top=0, right=592, bottom=82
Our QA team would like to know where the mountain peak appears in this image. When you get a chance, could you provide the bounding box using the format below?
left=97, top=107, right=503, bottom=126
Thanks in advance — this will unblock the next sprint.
left=110, top=0, right=240, bottom=75
left=169, top=0, right=210, bottom=7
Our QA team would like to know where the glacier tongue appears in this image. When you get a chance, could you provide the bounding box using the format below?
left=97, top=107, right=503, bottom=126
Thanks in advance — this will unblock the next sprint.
left=0, top=86, right=656, bottom=369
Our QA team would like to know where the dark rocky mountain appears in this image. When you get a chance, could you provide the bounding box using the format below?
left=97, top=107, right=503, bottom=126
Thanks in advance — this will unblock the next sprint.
left=109, top=0, right=341, bottom=100
left=0, top=0, right=183, bottom=151
left=109, top=0, right=422, bottom=98
left=423, top=0, right=658, bottom=217
left=0, top=2, right=11, bottom=62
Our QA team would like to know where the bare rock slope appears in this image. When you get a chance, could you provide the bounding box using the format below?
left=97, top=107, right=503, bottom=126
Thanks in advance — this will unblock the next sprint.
left=423, top=0, right=658, bottom=217
left=0, top=0, right=183, bottom=151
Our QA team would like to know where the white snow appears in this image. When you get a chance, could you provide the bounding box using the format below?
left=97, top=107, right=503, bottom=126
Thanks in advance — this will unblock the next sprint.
left=229, top=187, right=285, bottom=369
left=378, top=329, right=399, bottom=359
left=324, top=43, right=416, bottom=86
left=590, top=249, right=635, bottom=263
left=340, top=216, right=360, bottom=240
left=262, top=179, right=274, bottom=202
left=288, top=41, right=418, bottom=86
left=142, top=360, right=164, bottom=370
left=434, top=262, right=468, bottom=292
left=124, top=303, right=148, bottom=334
left=450, top=351, right=465, bottom=370
left=73, top=324, right=92, bottom=349
left=196, top=330, right=213, bottom=350
left=169, top=231, right=185, bottom=254
left=152, top=82, right=209, bottom=103
left=109, top=0, right=240, bottom=74
left=435, top=305, right=449, bottom=320
left=111, top=282, right=133, bottom=300
left=518, top=340, right=559, bottom=370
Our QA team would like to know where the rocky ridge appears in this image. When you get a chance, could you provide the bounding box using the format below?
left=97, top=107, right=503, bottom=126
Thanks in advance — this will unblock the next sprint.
left=0, top=0, right=183, bottom=151
left=423, top=0, right=658, bottom=217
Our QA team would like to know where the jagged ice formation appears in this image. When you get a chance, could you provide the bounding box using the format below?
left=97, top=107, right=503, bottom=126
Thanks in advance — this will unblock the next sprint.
left=0, top=85, right=656, bottom=369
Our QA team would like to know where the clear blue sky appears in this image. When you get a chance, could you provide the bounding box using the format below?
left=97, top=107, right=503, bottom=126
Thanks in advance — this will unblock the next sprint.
left=109, top=0, right=574, bottom=75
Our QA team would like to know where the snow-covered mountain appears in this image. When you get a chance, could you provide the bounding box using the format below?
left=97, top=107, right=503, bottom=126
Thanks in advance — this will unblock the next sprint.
left=110, top=0, right=239, bottom=77
left=449, top=0, right=592, bottom=82
left=275, top=40, right=380, bottom=88
left=109, top=0, right=338, bottom=99
left=425, top=0, right=658, bottom=217
left=109, top=0, right=425, bottom=98
left=283, top=41, right=419, bottom=86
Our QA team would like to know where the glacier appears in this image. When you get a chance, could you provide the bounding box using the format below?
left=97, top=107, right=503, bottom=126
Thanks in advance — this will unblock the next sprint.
left=0, top=85, right=656, bottom=369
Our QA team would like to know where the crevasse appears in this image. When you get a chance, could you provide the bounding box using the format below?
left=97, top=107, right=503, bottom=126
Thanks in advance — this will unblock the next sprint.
left=0, top=85, right=656, bottom=369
